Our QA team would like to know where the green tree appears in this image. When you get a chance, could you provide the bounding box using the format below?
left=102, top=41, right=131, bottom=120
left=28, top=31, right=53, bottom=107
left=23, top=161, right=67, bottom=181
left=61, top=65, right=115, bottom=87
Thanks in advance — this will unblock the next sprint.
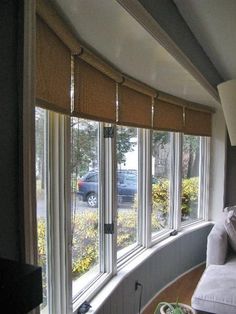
left=116, top=126, right=137, bottom=166
left=152, top=131, right=169, bottom=177
left=72, top=122, right=138, bottom=177
left=35, top=108, right=45, bottom=190
left=183, top=135, right=199, bottom=178
left=71, top=118, right=98, bottom=177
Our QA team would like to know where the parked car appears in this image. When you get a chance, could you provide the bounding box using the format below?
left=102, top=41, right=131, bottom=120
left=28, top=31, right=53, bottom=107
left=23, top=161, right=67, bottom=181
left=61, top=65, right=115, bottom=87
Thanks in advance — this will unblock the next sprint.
left=77, top=170, right=159, bottom=207
left=77, top=170, right=137, bottom=207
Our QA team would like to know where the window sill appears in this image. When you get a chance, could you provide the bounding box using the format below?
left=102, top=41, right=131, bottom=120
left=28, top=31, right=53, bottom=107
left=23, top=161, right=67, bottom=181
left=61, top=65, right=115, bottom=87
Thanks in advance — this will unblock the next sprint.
left=83, top=221, right=213, bottom=314
left=73, top=272, right=112, bottom=313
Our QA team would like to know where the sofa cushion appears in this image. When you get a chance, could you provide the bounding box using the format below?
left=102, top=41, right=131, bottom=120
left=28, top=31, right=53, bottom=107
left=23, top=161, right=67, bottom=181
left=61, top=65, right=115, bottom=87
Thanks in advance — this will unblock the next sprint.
left=206, top=223, right=228, bottom=267
left=225, top=209, right=236, bottom=251
left=192, top=263, right=236, bottom=314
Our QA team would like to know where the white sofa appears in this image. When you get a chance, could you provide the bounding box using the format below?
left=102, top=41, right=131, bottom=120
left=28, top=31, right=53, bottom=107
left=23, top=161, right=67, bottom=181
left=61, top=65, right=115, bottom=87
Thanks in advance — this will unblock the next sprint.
left=191, top=222, right=236, bottom=314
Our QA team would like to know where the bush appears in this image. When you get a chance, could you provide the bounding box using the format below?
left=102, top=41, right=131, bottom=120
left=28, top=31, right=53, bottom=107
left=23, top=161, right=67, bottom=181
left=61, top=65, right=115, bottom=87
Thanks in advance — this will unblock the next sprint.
left=37, top=218, right=47, bottom=308
left=37, top=209, right=138, bottom=285
left=117, top=210, right=137, bottom=251
left=71, top=211, right=99, bottom=279
left=152, top=177, right=199, bottom=218
left=152, top=180, right=170, bottom=216
left=181, top=177, right=199, bottom=217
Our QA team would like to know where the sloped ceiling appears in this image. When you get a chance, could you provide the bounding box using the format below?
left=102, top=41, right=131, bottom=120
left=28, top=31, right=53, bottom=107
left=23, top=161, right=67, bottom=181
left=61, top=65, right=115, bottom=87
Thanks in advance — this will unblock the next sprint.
left=174, top=0, right=236, bottom=81
left=52, top=0, right=220, bottom=109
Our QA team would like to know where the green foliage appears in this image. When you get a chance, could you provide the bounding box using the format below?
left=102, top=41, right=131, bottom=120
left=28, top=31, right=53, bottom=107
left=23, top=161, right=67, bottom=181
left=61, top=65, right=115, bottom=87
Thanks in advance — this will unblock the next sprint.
left=71, top=211, right=99, bottom=279
left=181, top=177, right=199, bottom=216
left=152, top=131, right=169, bottom=148
left=154, top=301, right=185, bottom=314
left=152, top=177, right=199, bottom=219
left=37, top=218, right=47, bottom=308
left=71, top=118, right=98, bottom=177
left=152, top=180, right=170, bottom=216
left=116, top=127, right=137, bottom=165
left=37, top=209, right=138, bottom=285
left=117, top=210, right=137, bottom=251
left=151, top=180, right=170, bottom=231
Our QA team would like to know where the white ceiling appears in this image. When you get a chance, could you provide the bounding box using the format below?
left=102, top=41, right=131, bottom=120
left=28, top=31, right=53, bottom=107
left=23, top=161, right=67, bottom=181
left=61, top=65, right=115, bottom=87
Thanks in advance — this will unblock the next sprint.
left=53, top=0, right=220, bottom=109
left=174, top=0, right=236, bottom=81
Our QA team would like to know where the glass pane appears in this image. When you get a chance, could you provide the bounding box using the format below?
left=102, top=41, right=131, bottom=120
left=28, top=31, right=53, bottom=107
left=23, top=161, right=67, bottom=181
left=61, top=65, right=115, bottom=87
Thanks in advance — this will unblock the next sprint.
left=116, top=126, right=138, bottom=258
left=35, top=107, right=48, bottom=312
left=151, top=131, right=171, bottom=236
left=181, top=135, right=201, bottom=224
left=71, top=118, right=100, bottom=297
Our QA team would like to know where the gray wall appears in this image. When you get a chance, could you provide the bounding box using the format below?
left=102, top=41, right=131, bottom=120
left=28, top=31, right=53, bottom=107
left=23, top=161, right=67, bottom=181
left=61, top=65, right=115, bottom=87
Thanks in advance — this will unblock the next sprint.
left=225, top=134, right=236, bottom=206
left=0, top=0, right=23, bottom=260
left=96, top=224, right=212, bottom=314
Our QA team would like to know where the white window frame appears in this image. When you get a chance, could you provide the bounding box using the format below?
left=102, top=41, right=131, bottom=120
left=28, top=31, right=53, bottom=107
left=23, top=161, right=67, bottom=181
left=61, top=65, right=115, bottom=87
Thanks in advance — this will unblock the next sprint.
left=34, top=112, right=211, bottom=314
left=180, top=135, right=210, bottom=230
left=36, top=110, right=71, bottom=314
left=150, top=131, right=176, bottom=245
left=71, top=120, right=114, bottom=310
left=115, top=126, right=144, bottom=268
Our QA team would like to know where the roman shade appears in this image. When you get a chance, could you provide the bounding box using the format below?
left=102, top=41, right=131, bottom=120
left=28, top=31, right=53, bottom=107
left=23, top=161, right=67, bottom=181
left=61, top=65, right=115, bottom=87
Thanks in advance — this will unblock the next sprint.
left=79, top=48, right=122, bottom=83
left=36, top=0, right=82, bottom=54
left=73, top=58, right=117, bottom=122
left=184, top=108, right=212, bottom=136
left=36, top=16, right=71, bottom=114
left=122, top=76, right=157, bottom=98
left=36, top=0, right=213, bottom=134
left=153, top=98, right=184, bottom=132
left=118, top=84, right=153, bottom=128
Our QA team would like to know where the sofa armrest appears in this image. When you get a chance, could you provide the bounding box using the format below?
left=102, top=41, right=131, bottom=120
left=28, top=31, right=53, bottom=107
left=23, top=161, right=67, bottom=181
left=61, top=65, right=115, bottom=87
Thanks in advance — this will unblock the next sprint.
left=206, top=223, right=228, bottom=267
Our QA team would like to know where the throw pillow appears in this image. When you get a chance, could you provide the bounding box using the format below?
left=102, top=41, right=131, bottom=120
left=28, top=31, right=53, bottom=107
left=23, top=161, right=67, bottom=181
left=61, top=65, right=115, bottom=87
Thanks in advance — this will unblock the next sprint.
left=225, top=209, right=236, bottom=252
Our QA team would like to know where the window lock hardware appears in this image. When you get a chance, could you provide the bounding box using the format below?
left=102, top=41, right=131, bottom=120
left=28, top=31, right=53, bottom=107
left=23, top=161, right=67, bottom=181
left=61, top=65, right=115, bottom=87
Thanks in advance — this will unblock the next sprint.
left=170, top=230, right=178, bottom=236
left=104, top=126, right=114, bottom=138
left=77, top=301, right=91, bottom=313
left=104, top=223, right=114, bottom=234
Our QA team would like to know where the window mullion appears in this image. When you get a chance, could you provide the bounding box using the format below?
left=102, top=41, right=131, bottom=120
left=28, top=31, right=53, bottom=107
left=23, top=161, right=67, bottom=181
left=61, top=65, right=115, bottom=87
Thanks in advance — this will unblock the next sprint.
left=99, top=123, right=105, bottom=273
left=173, top=132, right=182, bottom=231
left=64, top=115, right=72, bottom=314
left=143, top=129, right=151, bottom=248
left=198, top=137, right=204, bottom=219
left=103, top=123, right=116, bottom=275
left=137, top=128, right=143, bottom=247
left=168, top=132, right=175, bottom=230
left=201, top=137, right=210, bottom=221
left=47, top=112, right=68, bottom=314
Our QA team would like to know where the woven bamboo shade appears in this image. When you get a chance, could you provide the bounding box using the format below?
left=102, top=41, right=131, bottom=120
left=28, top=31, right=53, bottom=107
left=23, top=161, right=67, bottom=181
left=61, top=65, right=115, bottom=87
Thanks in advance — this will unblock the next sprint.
left=118, top=85, right=152, bottom=128
left=36, top=0, right=82, bottom=54
left=36, top=16, right=71, bottom=114
left=184, top=108, right=212, bottom=136
left=122, top=76, right=157, bottom=97
left=73, top=58, right=116, bottom=122
left=79, top=48, right=122, bottom=83
left=153, top=99, right=184, bottom=132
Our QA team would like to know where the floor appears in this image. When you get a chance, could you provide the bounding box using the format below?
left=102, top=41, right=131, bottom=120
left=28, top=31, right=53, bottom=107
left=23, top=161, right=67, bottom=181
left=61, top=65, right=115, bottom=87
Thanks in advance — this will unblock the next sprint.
left=143, top=264, right=205, bottom=314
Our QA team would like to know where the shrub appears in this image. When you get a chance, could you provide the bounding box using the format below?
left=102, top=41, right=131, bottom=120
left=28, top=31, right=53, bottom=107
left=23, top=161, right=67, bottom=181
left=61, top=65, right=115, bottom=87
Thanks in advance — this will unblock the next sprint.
left=181, top=177, right=199, bottom=216
left=152, top=180, right=170, bottom=216
left=71, top=211, right=99, bottom=279
left=37, top=218, right=47, bottom=308
left=117, top=210, right=137, bottom=251
left=152, top=177, right=199, bottom=218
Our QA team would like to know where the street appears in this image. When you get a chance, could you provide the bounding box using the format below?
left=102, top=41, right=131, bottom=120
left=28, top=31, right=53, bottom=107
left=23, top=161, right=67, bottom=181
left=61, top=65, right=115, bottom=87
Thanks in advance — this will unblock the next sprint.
left=36, top=193, right=134, bottom=218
